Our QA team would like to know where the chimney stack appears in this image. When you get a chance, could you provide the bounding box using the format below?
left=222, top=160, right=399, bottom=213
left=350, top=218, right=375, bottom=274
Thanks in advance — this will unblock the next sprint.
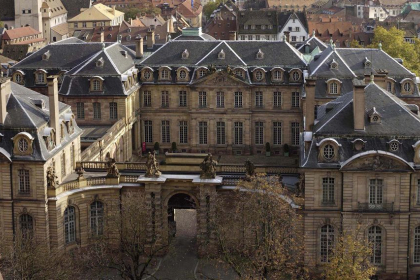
left=112, top=5, right=116, bottom=15
left=353, top=78, right=366, bottom=131
left=98, top=31, right=104, bottom=42
left=304, top=77, right=316, bottom=131
left=229, top=31, right=237, bottom=40
left=284, top=31, right=290, bottom=43
left=47, top=76, right=60, bottom=144
left=135, top=35, right=144, bottom=58
left=0, top=77, right=11, bottom=125
left=147, top=29, right=155, bottom=49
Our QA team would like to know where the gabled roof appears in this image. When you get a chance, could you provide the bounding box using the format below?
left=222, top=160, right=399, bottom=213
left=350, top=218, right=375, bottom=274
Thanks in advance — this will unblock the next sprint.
left=297, top=35, right=328, bottom=54
left=41, top=0, right=67, bottom=18
left=278, top=12, right=308, bottom=34
left=309, top=48, right=356, bottom=78
left=2, top=26, right=41, bottom=40
left=68, top=3, right=123, bottom=22
left=61, top=0, right=92, bottom=18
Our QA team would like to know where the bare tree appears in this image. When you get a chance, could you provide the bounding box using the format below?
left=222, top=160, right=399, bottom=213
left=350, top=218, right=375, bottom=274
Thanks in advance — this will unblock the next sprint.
left=77, top=191, right=166, bottom=280
left=212, top=175, right=306, bottom=279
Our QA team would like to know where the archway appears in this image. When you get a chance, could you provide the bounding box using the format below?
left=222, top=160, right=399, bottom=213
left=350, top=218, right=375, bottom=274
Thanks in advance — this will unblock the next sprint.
left=167, top=193, right=197, bottom=240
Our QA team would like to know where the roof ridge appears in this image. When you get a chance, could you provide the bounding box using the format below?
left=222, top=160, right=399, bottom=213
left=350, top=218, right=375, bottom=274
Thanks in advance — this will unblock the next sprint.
left=195, top=41, right=223, bottom=65
left=104, top=43, right=122, bottom=75
left=315, top=95, right=353, bottom=133
left=10, top=93, right=38, bottom=128
left=72, top=50, right=102, bottom=75
left=285, top=41, right=308, bottom=66
left=310, top=50, right=333, bottom=75
left=334, top=50, right=357, bottom=77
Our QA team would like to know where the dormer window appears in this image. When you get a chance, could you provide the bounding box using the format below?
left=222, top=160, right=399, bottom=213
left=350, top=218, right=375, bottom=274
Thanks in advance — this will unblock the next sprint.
left=96, top=57, right=105, bottom=68
left=13, top=71, right=24, bottom=84
left=42, top=50, right=51, bottom=61
left=197, top=68, right=207, bottom=78
left=323, top=144, right=335, bottom=160
left=256, top=49, right=264, bottom=59
left=12, top=132, right=34, bottom=156
left=218, top=49, right=225, bottom=60
left=364, top=57, right=371, bottom=68
left=43, top=128, right=56, bottom=151
left=160, top=68, right=170, bottom=80
left=290, top=69, right=301, bottom=82
left=142, top=68, right=153, bottom=81
left=35, top=70, right=47, bottom=84
left=389, top=140, right=399, bottom=152
left=182, top=49, right=189, bottom=59
left=18, top=138, right=29, bottom=152
left=386, top=80, right=394, bottom=93
left=90, top=77, right=104, bottom=92
left=351, top=138, right=366, bottom=151
left=254, top=69, right=264, bottom=81
left=271, top=68, right=284, bottom=81
left=402, top=79, right=414, bottom=94
left=234, top=68, right=244, bottom=78
left=330, top=59, right=338, bottom=70
left=317, top=138, right=340, bottom=162
left=177, top=67, right=189, bottom=81
left=368, top=107, right=381, bottom=123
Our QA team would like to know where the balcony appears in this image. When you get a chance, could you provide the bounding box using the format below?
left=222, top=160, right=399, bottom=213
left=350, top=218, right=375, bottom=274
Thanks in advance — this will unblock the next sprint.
left=358, top=202, right=394, bottom=212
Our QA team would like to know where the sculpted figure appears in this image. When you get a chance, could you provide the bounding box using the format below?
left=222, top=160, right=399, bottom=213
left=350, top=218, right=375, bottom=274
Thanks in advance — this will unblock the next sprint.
left=296, top=173, right=305, bottom=197
left=244, top=158, right=255, bottom=179
left=200, top=153, right=218, bottom=179
left=46, top=166, right=58, bottom=189
left=106, top=158, right=120, bottom=178
left=145, top=152, right=161, bottom=177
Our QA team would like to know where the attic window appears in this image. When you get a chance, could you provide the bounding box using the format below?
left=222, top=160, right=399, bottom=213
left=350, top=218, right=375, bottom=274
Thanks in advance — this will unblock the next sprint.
left=42, top=50, right=51, bottom=61
left=182, top=49, right=189, bottom=59
left=256, top=49, right=264, bottom=59
left=96, top=57, right=105, bottom=67
left=234, top=69, right=244, bottom=78
left=388, top=139, right=400, bottom=152
left=330, top=59, right=338, bottom=70
left=364, top=57, right=371, bottom=68
left=351, top=138, right=366, bottom=151
left=368, top=107, right=381, bottom=123
left=402, top=80, right=414, bottom=94
left=218, top=49, right=225, bottom=60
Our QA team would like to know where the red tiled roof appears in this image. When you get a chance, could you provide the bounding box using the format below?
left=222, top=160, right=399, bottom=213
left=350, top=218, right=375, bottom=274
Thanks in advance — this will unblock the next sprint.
left=3, top=26, right=41, bottom=40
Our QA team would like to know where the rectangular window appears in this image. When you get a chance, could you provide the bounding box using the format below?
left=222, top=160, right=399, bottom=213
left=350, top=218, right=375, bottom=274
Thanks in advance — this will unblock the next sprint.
left=292, top=36, right=297, bottom=42
left=74, top=22, right=78, bottom=28
left=18, top=169, right=30, bottom=194
left=179, top=91, right=187, bottom=107
left=292, top=92, right=300, bottom=108
left=216, top=121, right=226, bottom=145
left=273, top=122, right=282, bottom=145
left=255, top=121, right=264, bottom=145
left=61, top=153, right=66, bottom=177
left=109, top=102, right=118, bottom=119
left=314, top=105, right=320, bottom=120
left=161, top=91, right=169, bottom=107
left=143, top=91, right=151, bottom=107
left=76, top=102, right=85, bottom=119
left=93, top=102, right=101, bottom=120
left=234, top=92, right=243, bottom=108
left=234, top=122, right=243, bottom=145
left=199, top=91, right=207, bottom=108
left=179, top=121, right=188, bottom=144
left=255, top=91, right=263, bottom=108
left=273, top=92, right=281, bottom=108
left=216, top=92, right=224, bottom=108
left=369, top=179, right=383, bottom=205
left=322, top=178, right=335, bottom=204
left=199, top=121, right=208, bottom=144
left=36, top=73, right=45, bottom=84
left=414, top=228, right=420, bottom=264
left=82, top=22, right=87, bottom=27
left=291, top=122, right=300, bottom=146
left=144, top=120, right=153, bottom=143
left=161, top=120, right=170, bottom=143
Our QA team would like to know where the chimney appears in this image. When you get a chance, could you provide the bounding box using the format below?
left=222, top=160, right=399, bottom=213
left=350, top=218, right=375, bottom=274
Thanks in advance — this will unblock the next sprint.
left=304, top=78, right=316, bottom=131
left=135, top=35, right=144, bottom=58
left=112, top=5, right=116, bottom=15
left=47, top=76, right=60, bottom=144
left=284, top=31, right=290, bottom=43
left=98, top=31, right=104, bottom=42
left=0, top=77, right=11, bottom=125
left=353, top=78, right=366, bottom=131
left=229, top=31, right=237, bottom=40
left=147, top=29, right=155, bottom=49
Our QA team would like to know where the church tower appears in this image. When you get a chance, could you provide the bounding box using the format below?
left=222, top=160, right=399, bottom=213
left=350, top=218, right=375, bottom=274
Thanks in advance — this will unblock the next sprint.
left=14, top=0, right=43, bottom=33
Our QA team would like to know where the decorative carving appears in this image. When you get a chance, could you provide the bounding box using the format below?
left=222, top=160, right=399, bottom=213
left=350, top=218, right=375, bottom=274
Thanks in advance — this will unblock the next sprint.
left=145, top=152, right=161, bottom=177
left=244, top=159, right=255, bottom=179
left=76, top=164, right=85, bottom=178
left=226, top=65, right=233, bottom=76
left=295, top=173, right=305, bottom=197
left=106, top=158, right=120, bottom=178
left=46, top=166, right=58, bottom=189
left=343, top=155, right=409, bottom=171
left=208, top=64, right=216, bottom=74
left=200, top=153, right=218, bottom=179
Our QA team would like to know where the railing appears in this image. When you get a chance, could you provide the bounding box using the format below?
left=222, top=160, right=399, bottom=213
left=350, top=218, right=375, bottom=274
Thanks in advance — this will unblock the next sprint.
left=358, top=202, right=394, bottom=212
left=86, top=177, right=107, bottom=186
left=61, top=180, right=80, bottom=192
left=120, top=175, right=139, bottom=183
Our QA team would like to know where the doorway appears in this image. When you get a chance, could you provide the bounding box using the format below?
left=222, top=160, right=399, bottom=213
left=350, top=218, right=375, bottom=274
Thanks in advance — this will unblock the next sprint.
left=167, top=193, right=197, bottom=239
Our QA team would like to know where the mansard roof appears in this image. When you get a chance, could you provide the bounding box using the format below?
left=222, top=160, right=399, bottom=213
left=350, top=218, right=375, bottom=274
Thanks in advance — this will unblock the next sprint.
left=140, top=40, right=307, bottom=68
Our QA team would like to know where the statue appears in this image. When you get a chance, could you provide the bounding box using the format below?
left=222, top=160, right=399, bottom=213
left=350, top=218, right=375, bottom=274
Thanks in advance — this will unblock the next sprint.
left=75, top=163, right=85, bottom=178
left=46, top=166, right=58, bottom=189
left=296, top=173, right=305, bottom=197
left=106, top=158, right=120, bottom=178
left=244, top=158, right=255, bottom=179
left=208, top=64, right=216, bottom=74
left=226, top=65, right=233, bottom=76
left=145, top=152, right=161, bottom=177
left=200, top=153, right=218, bottom=179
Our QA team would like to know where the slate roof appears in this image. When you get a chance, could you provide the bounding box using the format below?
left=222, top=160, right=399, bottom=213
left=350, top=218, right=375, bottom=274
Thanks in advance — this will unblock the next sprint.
left=0, top=82, right=82, bottom=162
left=301, top=82, right=420, bottom=169
left=238, top=10, right=278, bottom=34
left=296, top=35, right=328, bottom=54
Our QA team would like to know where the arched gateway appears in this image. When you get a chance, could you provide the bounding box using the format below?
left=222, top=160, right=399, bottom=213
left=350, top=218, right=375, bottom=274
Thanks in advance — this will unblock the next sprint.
left=166, top=193, right=198, bottom=240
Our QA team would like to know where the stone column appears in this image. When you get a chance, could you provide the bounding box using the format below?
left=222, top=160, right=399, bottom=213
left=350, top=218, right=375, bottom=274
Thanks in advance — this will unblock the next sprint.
left=197, top=184, right=217, bottom=257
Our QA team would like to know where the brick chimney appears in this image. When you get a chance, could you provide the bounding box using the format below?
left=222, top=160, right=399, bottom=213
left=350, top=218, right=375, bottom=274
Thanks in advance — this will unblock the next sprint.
left=135, top=35, right=144, bottom=58
left=0, top=77, right=11, bottom=125
left=353, top=78, right=366, bottom=131
left=47, top=76, right=60, bottom=144
left=304, top=77, right=316, bottom=131
left=147, top=28, right=155, bottom=49
left=229, top=31, right=237, bottom=40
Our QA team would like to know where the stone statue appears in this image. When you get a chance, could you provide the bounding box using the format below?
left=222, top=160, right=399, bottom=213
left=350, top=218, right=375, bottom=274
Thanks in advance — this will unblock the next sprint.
left=106, top=158, right=120, bottom=178
left=226, top=65, right=233, bottom=76
left=75, top=163, right=85, bottom=178
left=296, top=173, right=305, bottom=197
left=200, top=153, right=218, bottom=179
left=244, top=158, right=255, bottom=179
left=208, top=64, right=216, bottom=74
left=46, top=166, right=58, bottom=189
left=145, top=152, right=161, bottom=177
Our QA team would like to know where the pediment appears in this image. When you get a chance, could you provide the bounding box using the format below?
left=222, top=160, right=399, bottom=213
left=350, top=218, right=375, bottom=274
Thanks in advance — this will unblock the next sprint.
left=340, top=153, right=413, bottom=172
left=190, top=70, right=250, bottom=88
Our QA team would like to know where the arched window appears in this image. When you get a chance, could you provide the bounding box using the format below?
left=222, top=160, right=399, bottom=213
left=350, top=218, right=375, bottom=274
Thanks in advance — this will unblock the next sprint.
left=320, top=224, right=334, bottom=263
left=143, top=70, right=152, bottom=80
left=292, top=71, right=300, bottom=81
left=403, top=81, right=412, bottom=93
left=90, top=201, right=104, bottom=236
left=329, top=82, right=338, bottom=94
left=414, top=226, right=420, bottom=264
left=161, top=69, right=169, bottom=79
left=92, top=79, right=102, bottom=91
left=14, top=73, right=23, bottom=84
left=179, top=70, right=187, bottom=79
left=255, top=70, right=264, bottom=81
left=64, top=206, right=76, bottom=244
left=323, top=144, right=335, bottom=160
left=368, top=226, right=382, bottom=265
left=18, top=138, right=29, bottom=152
left=20, top=214, right=33, bottom=239
left=272, top=70, right=282, bottom=81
